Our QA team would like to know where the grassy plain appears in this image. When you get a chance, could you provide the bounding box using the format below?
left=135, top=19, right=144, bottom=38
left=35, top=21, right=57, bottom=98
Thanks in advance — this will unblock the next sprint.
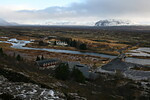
left=0, top=26, right=150, bottom=65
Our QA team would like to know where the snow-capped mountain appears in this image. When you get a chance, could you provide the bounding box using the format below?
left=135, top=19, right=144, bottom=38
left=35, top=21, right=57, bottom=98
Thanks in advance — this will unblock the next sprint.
left=95, top=19, right=134, bottom=26
left=0, top=18, right=18, bottom=26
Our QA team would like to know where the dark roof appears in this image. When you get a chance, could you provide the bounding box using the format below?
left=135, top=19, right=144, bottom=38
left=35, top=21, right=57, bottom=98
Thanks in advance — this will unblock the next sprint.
left=124, top=70, right=150, bottom=78
left=36, top=59, right=60, bottom=66
left=76, top=64, right=85, bottom=67
left=101, top=58, right=129, bottom=72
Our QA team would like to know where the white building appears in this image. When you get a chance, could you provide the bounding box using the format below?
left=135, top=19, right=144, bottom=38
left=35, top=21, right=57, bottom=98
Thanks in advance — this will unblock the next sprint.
left=56, top=41, right=68, bottom=46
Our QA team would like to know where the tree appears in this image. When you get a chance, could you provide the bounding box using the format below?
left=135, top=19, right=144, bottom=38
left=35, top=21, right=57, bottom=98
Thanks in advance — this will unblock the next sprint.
left=0, top=48, right=3, bottom=55
left=55, top=63, right=70, bottom=80
left=16, top=54, right=22, bottom=61
left=39, top=41, right=45, bottom=46
left=115, top=70, right=124, bottom=79
left=72, top=68, right=85, bottom=83
left=36, top=56, right=40, bottom=61
left=79, top=44, right=87, bottom=50
left=41, top=55, right=44, bottom=60
left=72, top=40, right=77, bottom=47
left=54, top=41, right=57, bottom=45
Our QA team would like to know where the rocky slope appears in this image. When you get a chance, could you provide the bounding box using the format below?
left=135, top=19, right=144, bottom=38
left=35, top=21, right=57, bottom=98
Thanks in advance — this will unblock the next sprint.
left=0, top=50, right=149, bottom=100
left=0, top=75, right=64, bottom=100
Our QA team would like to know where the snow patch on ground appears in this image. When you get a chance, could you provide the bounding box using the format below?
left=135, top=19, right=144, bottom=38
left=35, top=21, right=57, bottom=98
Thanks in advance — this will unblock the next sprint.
left=0, top=75, right=64, bottom=100
left=127, top=47, right=150, bottom=57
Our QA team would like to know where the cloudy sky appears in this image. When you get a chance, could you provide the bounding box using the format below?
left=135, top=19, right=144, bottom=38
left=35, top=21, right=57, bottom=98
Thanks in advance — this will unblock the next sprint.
left=0, top=0, right=150, bottom=25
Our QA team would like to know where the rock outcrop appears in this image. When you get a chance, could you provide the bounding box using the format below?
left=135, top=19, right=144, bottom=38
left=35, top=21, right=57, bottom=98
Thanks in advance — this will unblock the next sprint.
left=0, top=75, right=64, bottom=100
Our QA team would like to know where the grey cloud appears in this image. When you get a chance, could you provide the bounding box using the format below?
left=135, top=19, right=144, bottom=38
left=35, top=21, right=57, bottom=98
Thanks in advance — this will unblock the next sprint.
left=20, top=0, right=150, bottom=18
left=70, top=0, right=150, bottom=16
left=1, top=0, right=150, bottom=25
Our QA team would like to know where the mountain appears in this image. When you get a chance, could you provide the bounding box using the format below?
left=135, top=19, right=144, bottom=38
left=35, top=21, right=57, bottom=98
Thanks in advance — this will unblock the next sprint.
left=0, top=18, right=18, bottom=26
left=95, top=19, right=134, bottom=26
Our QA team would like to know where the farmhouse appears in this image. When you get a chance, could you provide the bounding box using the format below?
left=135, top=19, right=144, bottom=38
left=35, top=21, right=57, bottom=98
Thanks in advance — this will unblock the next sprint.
left=56, top=41, right=68, bottom=46
left=36, top=59, right=61, bottom=70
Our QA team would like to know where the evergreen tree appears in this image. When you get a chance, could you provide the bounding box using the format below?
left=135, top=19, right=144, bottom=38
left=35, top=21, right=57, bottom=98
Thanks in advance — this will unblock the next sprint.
left=0, top=48, right=3, bottom=55
left=72, top=40, right=77, bottom=47
left=36, top=56, right=40, bottom=61
left=39, top=41, right=44, bottom=46
left=41, top=55, right=44, bottom=60
left=79, top=44, right=87, bottom=50
left=16, top=54, right=21, bottom=61
left=54, top=41, right=57, bottom=45
left=55, top=63, right=70, bottom=80
left=67, top=38, right=72, bottom=46
left=72, top=67, right=85, bottom=83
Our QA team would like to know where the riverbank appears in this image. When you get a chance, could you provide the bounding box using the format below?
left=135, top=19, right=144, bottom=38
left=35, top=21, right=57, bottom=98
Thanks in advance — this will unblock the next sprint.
left=126, top=47, right=150, bottom=59
left=0, top=36, right=121, bottom=56
left=0, top=38, right=150, bottom=66
left=0, top=42, right=109, bottom=67
left=25, top=42, right=120, bottom=56
left=1, top=36, right=149, bottom=60
left=127, top=55, right=150, bottom=59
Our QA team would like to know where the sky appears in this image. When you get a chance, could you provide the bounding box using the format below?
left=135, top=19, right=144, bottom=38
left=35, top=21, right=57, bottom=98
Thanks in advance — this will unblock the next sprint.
left=0, top=0, right=150, bottom=25
left=0, top=0, right=84, bottom=10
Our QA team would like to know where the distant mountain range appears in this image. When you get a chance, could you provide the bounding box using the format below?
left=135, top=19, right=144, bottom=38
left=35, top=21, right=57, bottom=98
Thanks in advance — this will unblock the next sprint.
left=95, top=19, right=134, bottom=26
left=0, top=18, right=18, bottom=26
left=0, top=18, right=138, bottom=26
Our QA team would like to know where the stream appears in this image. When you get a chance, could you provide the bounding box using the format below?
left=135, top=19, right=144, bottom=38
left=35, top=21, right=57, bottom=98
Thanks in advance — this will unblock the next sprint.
left=0, top=38, right=150, bottom=66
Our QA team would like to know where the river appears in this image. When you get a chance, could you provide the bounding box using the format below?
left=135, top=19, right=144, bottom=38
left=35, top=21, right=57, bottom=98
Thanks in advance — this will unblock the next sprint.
left=0, top=38, right=150, bottom=66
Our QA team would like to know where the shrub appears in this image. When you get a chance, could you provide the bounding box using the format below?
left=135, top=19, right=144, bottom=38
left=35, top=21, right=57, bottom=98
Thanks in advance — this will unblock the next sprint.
left=41, top=55, right=44, bottom=60
left=0, top=48, right=4, bottom=57
left=79, top=44, right=87, bottom=50
left=36, top=56, right=41, bottom=61
left=0, top=48, right=3, bottom=54
left=16, top=54, right=22, bottom=61
left=72, top=68, right=85, bottom=83
left=55, top=63, right=70, bottom=80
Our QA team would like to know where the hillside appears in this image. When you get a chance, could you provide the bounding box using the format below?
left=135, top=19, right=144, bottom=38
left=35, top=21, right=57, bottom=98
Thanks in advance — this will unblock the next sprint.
left=0, top=48, right=149, bottom=100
